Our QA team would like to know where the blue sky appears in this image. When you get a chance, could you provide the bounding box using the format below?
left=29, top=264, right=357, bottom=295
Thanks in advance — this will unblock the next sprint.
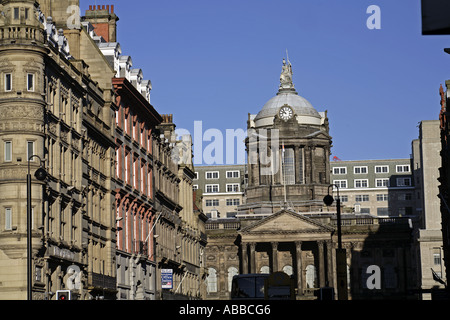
left=80, top=0, right=450, bottom=164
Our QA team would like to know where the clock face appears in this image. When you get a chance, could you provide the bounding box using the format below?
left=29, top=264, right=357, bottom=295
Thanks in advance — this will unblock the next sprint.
left=279, top=106, right=293, bottom=121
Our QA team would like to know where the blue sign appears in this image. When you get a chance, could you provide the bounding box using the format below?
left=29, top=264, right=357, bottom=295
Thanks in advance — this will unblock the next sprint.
left=161, top=269, right=173, bottom=289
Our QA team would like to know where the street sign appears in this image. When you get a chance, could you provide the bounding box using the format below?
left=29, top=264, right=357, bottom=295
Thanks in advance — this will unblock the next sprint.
left=161, top=269, right=173, bottom=289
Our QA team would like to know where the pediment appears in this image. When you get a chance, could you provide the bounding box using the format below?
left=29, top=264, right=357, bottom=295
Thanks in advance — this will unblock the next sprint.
left=305, top=130, right=331, bottom=140
left=240, top=209, right=333, bottom=235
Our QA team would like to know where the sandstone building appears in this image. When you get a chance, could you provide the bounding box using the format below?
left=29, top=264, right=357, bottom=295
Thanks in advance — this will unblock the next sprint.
left=0, top=1, right=206, bottom=300
left=0, top=0, right=117, bottom=300
left=204, top=58, right=416, bottom=300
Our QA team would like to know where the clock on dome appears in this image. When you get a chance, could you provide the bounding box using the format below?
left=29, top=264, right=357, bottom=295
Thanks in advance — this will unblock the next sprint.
left=279, top=105, right=293, bottom=121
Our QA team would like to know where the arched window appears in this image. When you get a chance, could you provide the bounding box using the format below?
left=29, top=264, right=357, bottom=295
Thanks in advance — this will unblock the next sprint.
left=283, top=265, right=293, bottom=276
left=260, top=266, right=270, bottom=274
left=207, top=268, right=217, bottom=293
left=227, top=267, right=239, bottom=292
left=306, top=265, right=317, bottom=288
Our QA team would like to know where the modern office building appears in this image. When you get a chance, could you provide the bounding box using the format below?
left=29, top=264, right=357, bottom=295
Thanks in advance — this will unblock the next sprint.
left=194, top=165, right=246, bottom=219
left=330, top=158, right=416, bottom=217
left=411, top=120, right=445, bottom=299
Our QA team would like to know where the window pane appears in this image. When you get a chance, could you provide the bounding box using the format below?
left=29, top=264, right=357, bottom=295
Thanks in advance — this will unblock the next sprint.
left=27, top=141, right=34, bottom=160
left=5, top=208, right=12, bottom=230
left=282, top=148, right=295, bottom=185
left=27, top=74, right=34, bottom=91
left=5, top=74, right=11, bottom=91
left=5, top=141, right=11, bottom=161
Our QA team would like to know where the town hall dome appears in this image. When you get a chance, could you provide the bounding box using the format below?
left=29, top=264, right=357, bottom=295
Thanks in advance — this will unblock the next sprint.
left=253, top=58, right=322, bottom=128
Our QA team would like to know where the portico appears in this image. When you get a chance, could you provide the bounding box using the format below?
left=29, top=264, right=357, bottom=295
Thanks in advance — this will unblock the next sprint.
left=238, top=209, right=335, bottom=298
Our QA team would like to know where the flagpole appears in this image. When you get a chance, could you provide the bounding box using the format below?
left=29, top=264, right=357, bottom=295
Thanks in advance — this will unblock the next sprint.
left=282, top=140, right=287, bottom=206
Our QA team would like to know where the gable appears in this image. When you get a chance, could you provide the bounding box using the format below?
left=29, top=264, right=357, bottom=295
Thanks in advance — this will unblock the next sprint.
left=241, top=210, right=333, bottom=234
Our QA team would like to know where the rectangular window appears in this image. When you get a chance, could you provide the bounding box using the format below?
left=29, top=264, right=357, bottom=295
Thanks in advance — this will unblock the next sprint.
left=376, top=178, right=389, bottom=187
left=226, top=183, right=240, bottom=192
left=27, top=141, right=34, bottom=161
left=375, top=165, right=389, bottom=174
left=13, top=7, right=19, bottom=20
left=333, top=180, right=347, bottom=189
left=4, top=141, right=12, bottom=162
left=377, top=194, right=388, bottom=201
left=355, top=195, right=369, bottom=202
left=205, top=171, right=219, bottom=179
left=396, top=178, right=411, bottom=187
left=205, top=184, right=219, bottom=193
left=5, top=207, right=12, bottom=230
left=333, top=167, right=347, bottom=175
left=205, top=199, right=219, bottom=207
left=5, top=73, right=11, bottom=91
left=226, top=171, right=240, bottom=178
left=27, top=74, right=34, bottom=92
left=377, top=208, right=389, bottom=217
left=282, top=148, right=295, bottom=185
left=434, top=252, right=442, bottom=265
left=194, top=172, right=198, bottom=180
left=399, top=207, right=413, bottom=216
left=396, top=165, right=410, bottom=173
left=354, top=166, right=368, bottom=174
left=354, top=179, right=368, bottom=188
left=193, top=185, right=198, bottom=190
left=226, top=199, right=240, bottom=206
left=398, top=193, right=412, bottom=201
left=338, top=195, right=348, bottom=202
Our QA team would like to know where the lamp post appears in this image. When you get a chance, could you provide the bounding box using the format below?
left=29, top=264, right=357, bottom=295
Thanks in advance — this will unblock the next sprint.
left=323, top=184, right=348, bottom=300
left=27, top=155, right=47, bottom=301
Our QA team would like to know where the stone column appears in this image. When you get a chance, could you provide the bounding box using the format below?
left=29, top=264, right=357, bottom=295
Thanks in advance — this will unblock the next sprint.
left=318, top=240, right=326, bottom=287
left=310, top=145, right=316, bottom=183
left=294, top=146, right=301, bottom=184
left=326, top=240, right=334, bottom=287
left=295, top=241, right=303, bottom=296
left=271, top=242, right=278, bottom=273
left=249, top=242, right=256, bottom=273
left=241, top=242, right=248, bottom=274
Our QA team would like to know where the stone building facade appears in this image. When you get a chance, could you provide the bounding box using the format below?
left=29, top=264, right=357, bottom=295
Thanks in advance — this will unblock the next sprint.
left=193, top=165, right=246, bottom=219
left=205, top=58, right=416, bottom=300
left=438, top=82, right=450, bottom=296
left=0, top=1, right=206, bottom=300
left=154, top=114, right=208, bottom=299
left=330, top=158, right=416, bottom=217
left=0, top=0, right=117, bottom=300
left=241, top=58, right=331, bottom=215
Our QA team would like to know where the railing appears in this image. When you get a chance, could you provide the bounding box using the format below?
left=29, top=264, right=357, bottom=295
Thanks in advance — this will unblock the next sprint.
left=206, top=220, right=241, bottom=230
left=330, top=216, right=410, bottom=226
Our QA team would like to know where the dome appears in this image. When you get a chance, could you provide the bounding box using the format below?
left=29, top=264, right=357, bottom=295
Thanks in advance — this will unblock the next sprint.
left=253, top=58, right=322, bottom=128
left=254, top=91, right=320, bottom=120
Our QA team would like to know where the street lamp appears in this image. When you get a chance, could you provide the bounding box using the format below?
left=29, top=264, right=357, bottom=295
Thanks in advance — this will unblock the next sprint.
left=27, top=155, right=47, bottom=300
left=323, top=184, right=348, bottom=300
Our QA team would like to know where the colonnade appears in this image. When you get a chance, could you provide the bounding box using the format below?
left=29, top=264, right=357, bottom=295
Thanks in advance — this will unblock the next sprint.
left=240, top=240, right=334, bottom=295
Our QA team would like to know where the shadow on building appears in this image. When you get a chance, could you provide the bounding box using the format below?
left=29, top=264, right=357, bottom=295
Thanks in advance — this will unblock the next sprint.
left=346, top=215, right=417, bottom=300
